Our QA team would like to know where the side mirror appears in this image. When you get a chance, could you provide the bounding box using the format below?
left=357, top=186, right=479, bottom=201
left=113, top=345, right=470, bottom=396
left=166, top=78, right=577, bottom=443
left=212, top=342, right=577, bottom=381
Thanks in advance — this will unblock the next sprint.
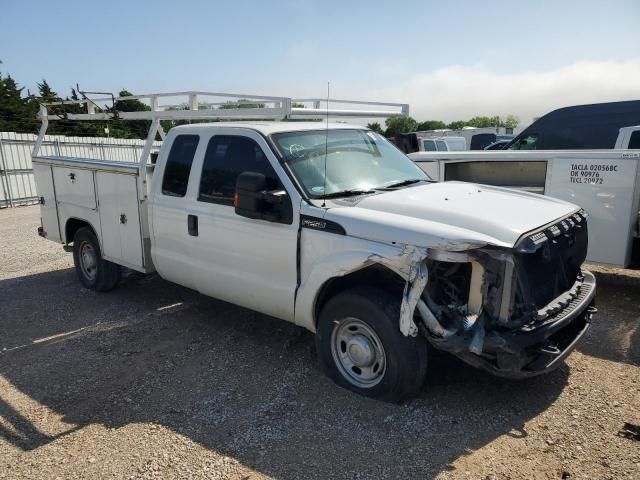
left=235, top=172, right=291, bottom=223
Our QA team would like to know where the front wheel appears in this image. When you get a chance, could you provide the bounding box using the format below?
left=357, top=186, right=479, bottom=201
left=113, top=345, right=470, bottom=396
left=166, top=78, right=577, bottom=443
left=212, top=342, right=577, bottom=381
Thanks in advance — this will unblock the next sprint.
left=316, top=287, right=428, bottom=402
left=72, top=227, right=121, bottom=292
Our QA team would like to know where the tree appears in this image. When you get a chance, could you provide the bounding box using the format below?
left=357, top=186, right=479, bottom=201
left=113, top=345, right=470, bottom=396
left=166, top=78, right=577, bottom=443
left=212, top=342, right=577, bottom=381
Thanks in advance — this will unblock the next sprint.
left=366, top=122, right=384, bottom=134
left=467, top=116, right=497, bottom=128
left=384, top=116, right=417, bottom=137
left=34, top=79, right=73, bottom=135
left=219, top=99, right=266, bottom=109
left=504, top=115, right=519, bottom=129
left=37, top=79, right=58, bottom=102
left=416, top=120, right=447, bottom=131
left=109, top=90, right=152, bottom=139
left=0, top=73, right=38, bottom=133
left=447, top=120, right=466, bottom=130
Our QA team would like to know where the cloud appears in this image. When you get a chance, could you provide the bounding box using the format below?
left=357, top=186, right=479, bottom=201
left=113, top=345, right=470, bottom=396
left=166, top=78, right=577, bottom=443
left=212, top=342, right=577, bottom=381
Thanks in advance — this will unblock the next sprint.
left=364, top=59, right=640, bottom=125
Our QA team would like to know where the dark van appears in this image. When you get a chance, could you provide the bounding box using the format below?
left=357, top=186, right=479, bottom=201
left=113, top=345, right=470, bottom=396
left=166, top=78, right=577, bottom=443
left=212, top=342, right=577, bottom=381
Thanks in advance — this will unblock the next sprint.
left=507, top=100, right=640, bottom=150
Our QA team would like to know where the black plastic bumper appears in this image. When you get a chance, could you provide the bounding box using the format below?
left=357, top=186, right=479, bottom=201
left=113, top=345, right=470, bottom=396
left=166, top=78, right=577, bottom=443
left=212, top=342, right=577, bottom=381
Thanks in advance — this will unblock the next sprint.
left=457, top=271, right=597, bottom=379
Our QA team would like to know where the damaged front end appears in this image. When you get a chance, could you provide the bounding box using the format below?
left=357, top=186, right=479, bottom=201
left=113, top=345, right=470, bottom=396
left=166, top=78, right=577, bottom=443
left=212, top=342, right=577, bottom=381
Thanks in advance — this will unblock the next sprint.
left=408, top=210, right=597, bottom=378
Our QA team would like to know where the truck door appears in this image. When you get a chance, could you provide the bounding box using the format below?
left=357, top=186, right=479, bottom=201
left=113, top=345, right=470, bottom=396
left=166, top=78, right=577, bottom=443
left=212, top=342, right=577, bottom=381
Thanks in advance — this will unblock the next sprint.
left=189, top=131, right=299, bottom=322
left=149, top=133, right=203, bottom=289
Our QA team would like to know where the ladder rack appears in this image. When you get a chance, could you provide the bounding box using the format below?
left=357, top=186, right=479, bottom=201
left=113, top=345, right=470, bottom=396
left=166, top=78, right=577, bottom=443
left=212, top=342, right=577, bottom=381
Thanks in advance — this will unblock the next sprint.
left=37, top=91, right=409, bottom=122
left=32, top=90, right=409, bottom=199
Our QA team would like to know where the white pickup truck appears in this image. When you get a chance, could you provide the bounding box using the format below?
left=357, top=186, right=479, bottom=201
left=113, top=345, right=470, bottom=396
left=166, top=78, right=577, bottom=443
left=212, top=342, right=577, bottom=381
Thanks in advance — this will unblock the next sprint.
left=32, top=91, right=596, bottom=401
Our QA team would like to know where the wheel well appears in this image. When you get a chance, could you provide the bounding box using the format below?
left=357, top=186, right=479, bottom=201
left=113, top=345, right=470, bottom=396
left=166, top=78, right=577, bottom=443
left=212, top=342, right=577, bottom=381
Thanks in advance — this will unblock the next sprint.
left=314, top=263, right=406, bottom=327
left=65, top=218, right=96, bottom=244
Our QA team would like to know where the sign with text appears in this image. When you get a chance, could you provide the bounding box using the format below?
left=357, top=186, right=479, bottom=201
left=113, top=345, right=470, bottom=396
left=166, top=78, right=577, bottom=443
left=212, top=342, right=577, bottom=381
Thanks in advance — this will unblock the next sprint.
left=547, top=156, right=640, bottom=266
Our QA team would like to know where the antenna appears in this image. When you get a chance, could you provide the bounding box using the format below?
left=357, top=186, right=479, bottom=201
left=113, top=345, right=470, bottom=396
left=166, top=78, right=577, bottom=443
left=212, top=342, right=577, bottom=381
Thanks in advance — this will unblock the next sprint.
left=322, top=82, right=329, bottom=207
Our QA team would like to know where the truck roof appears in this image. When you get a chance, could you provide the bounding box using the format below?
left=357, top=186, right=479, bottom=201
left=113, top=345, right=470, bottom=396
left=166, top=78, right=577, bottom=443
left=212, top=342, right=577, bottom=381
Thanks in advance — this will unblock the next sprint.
left=171, top=121, right=368, bottom=135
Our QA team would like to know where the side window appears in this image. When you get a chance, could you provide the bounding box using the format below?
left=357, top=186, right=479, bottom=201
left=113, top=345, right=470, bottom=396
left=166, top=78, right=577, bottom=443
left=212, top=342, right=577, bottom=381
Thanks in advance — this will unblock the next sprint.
left=423, top=140, right=437, bottom=151
left=436, top=140, right=448, bottom=151
left=162, top=135, right=200, bottom=197
left=628, top=131, right=640, bottom=149
left=510, top=134, right=538, bottom=150
left=199, top=135, right=279, bottom=205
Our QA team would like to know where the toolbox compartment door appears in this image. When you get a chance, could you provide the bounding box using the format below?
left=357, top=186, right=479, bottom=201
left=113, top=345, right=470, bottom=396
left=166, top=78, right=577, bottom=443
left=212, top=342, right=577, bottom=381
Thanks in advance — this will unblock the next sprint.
left=52, top=167, right=96, bottom=209
left=33, top=163, right=61, bottom=242
left=96, top=171, right=143, bottom=269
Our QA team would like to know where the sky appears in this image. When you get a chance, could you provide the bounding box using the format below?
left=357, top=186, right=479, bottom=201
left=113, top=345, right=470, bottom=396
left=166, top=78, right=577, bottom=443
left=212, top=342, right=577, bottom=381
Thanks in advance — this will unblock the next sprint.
left=1, top=0, right=639, bottom=126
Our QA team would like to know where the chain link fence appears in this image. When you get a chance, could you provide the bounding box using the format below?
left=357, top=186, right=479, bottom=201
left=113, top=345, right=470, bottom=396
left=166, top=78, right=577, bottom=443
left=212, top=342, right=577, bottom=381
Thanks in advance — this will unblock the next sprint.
left=0, top=132, right=161, bottom=208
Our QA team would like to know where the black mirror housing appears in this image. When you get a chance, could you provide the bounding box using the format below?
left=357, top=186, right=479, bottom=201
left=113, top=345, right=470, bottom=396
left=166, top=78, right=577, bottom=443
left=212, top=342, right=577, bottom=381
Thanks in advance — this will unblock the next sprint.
left=235, top=172, right=268, bottom=220
left=235, top=172, right=293, bottom=224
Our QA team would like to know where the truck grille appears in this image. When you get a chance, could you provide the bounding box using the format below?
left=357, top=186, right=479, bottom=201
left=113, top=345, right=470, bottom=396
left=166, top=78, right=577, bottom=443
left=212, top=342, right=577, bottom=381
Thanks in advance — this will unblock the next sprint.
left=514, top=211, right=589, bottom=310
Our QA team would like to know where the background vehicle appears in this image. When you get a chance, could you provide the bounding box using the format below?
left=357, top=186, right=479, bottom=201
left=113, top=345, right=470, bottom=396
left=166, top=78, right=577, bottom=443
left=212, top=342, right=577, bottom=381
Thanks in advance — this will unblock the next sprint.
left=421, top=136, right=466, bottom=152
left=32, top=91, right=596, bottom=401
left=410, top=126, right=640, bottom=267
left=395, top=127, right=518, bottom=153
left=468, top=132, right=497, bottom=150
left=507, top=100, right=640, bottom=150
left=484, top=139, right=510, bottom=150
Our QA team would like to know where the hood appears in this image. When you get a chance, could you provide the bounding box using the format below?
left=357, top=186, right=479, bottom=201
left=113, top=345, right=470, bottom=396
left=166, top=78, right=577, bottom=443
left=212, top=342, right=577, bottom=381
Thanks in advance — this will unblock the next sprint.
left=324, top=182, right=579, bottom=249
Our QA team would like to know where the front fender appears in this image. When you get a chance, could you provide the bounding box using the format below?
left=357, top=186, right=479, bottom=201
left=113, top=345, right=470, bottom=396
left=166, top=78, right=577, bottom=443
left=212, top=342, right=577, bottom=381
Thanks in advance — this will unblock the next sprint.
left=294, top=230, right=425, bottom=331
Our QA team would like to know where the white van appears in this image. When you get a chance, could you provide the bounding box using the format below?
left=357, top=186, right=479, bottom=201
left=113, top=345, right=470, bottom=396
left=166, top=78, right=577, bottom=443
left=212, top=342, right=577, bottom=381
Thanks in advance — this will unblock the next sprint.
left=420, top=136, right=466, bottom=152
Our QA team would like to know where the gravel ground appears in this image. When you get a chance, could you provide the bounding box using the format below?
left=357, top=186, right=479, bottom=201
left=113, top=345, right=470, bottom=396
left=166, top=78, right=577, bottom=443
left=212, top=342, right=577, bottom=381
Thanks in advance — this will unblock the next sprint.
left=0, top=205, right=638, bottom=480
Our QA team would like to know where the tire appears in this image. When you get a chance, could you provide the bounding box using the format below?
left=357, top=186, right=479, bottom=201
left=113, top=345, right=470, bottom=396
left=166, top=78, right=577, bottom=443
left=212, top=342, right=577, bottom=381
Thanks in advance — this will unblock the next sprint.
left=72, top=227, right=121, bottom=292
left=316, top=287, right=428, bottom=402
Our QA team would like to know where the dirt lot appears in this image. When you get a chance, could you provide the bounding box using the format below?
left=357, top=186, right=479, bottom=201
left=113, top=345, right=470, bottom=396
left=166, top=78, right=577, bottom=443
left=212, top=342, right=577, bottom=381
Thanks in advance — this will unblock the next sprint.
left=0, top=205, right=638, bottom=479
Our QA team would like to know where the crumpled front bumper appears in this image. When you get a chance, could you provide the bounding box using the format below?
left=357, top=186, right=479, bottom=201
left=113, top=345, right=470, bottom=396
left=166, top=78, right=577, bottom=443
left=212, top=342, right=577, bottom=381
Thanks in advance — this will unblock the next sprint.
left=455, top=271, right=597, bottom=379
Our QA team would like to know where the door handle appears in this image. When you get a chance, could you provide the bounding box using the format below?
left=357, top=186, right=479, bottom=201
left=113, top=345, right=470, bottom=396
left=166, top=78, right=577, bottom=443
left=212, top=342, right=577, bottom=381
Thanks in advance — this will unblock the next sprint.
left=187, top=214, right=198, bottom=236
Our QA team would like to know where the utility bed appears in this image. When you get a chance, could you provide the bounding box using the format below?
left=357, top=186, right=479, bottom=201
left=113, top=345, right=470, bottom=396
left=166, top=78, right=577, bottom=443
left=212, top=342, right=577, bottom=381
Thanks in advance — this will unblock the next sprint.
left=33, top=155, right=153, bottom=272
left=409, top=149, right=640, bottom=267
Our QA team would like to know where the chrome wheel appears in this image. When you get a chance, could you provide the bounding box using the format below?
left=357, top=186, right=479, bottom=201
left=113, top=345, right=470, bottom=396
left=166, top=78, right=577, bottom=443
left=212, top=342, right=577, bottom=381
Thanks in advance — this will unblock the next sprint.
left=331, top=317, right=386, bottom=388
left=79, top=241, right=97, bottom=281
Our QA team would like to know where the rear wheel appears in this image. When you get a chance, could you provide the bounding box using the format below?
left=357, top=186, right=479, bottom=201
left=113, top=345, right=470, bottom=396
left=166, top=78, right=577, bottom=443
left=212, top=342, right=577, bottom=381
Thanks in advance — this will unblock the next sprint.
left=72, top=227, right=120, bottom=292
left=316, top=287, right=428, bottom=402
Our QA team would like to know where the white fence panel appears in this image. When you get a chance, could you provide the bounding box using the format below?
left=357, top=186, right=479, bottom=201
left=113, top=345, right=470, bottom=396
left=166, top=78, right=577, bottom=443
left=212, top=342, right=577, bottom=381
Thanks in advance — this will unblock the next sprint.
left=0, top=131, right=161, bottom=208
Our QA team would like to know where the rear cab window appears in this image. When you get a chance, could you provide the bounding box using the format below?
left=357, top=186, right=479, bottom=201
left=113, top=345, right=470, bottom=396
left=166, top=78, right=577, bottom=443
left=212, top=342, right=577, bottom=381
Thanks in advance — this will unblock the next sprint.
left=162, top=135, right=200, bottom=196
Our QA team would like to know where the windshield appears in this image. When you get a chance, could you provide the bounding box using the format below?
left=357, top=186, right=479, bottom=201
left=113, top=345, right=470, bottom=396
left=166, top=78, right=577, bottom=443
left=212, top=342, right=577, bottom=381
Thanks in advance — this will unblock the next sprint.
left=272, top=129, right=429, bottom=198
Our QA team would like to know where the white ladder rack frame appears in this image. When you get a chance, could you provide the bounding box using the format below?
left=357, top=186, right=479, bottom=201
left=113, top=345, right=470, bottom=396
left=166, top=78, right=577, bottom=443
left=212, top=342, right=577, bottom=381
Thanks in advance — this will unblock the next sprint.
left=36, top=91, right=409, bottom=122
left=32, top=90, right=409, bottom=203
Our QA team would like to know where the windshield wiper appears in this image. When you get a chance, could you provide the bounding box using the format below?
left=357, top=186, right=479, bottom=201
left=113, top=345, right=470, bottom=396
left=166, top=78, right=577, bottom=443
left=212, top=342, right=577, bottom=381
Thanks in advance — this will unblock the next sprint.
left=380, top=178, right=427, bottom=189
left=316, top=189, right=377, bottom=199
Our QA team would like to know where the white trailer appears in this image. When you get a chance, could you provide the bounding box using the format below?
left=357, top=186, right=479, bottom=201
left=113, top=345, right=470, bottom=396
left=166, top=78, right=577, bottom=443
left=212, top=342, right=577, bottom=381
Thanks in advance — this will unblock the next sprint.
left=410, top=140, right=640, bottom=267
